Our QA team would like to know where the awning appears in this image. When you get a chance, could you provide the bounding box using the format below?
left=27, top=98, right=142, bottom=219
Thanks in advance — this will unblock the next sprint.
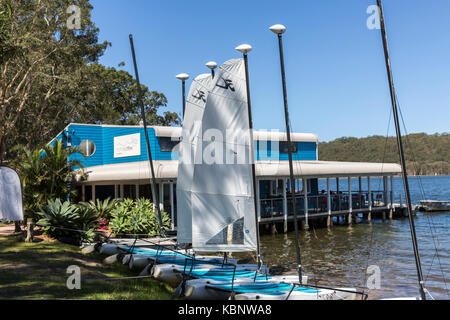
left=153, top=127, right=318, bottom=142
left=256, top=160, right=401, bottom=178
left=77, top=160, right=401, bottom=184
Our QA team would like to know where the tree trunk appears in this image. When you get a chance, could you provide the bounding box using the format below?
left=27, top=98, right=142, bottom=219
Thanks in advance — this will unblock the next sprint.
left=14, top=221, right=21, bottom=232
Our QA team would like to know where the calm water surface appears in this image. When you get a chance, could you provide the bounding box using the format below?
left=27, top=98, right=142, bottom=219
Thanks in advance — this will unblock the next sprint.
left=257, top=176, right=450, bottom=300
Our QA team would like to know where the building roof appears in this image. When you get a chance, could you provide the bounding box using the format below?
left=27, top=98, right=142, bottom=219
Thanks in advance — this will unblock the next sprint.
left=76, top=160, right=401, bottom=184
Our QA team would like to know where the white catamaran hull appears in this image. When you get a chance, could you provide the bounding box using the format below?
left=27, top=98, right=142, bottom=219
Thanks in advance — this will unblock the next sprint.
left=124, top=253, right=239, bottom=270
left=99, top=243, right=194, bottom=260
left=234, top=288, right=358, bottom=301
left=99, top=243, right=125, bottom=256
left=181, top=276, right=309, bottom=300
left=152, top=263, right=267, bottom=288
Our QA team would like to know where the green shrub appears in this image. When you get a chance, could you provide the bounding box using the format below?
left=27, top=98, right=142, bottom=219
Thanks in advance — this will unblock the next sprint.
left=79, top=197, right=118, bottom=220
left=37, top=199, right=100, bottom=244
left=110, top=198, right=170, bottom=237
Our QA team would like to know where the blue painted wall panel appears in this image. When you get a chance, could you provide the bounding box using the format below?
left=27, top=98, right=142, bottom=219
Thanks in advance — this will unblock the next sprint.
left=62, top=124, right=316, bottom=168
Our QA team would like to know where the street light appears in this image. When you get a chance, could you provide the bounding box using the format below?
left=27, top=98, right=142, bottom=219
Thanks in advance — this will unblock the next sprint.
left=269, top=24, right=304, bottom=285
left=176, top=73, right=189, bottom=118
left=269, top=24, right=286, bottom=35
left=205, top=61, right=218, bottom=78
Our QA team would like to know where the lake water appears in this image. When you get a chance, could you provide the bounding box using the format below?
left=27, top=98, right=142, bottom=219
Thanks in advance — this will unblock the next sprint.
left=258, top=176, right=450, bottom=300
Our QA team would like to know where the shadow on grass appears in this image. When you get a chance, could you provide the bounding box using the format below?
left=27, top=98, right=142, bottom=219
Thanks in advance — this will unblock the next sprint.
left=0, top=235, right=174, bottom=300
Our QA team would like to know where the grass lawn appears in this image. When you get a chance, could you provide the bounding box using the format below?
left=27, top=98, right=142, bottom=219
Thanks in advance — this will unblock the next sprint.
left=0, top=234, right=174, bottom=299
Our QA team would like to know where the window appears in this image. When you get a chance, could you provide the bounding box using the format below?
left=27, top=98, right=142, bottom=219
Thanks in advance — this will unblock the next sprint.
left=139, top=184, right=154, bottom=201
left=85, top=185, right=92, bottom=201
left=95, top=185, right=115, bottom=201
left=123, top=184, right=137, bottom=199
left=279, top=141, right=298, bottom=154
left=79, top=140, right=96, bottom=157
left=159, top=137, right=180, bottom=152
left=270, top=179, right=284, bottom=196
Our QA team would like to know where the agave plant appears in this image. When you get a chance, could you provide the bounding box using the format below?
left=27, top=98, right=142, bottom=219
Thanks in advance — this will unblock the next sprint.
left=37, top=199, right=100, bottom=244
left=37, top=199, right=80, bottom=239
left=79, top=197, right=118, bottom=220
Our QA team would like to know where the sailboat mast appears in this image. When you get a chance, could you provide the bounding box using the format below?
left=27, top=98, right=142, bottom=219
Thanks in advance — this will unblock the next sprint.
left=271, top=26, right=303, bottom=284
left=238, top=46, right=262, bottom=269
left=129, top=34, right=165, bottom=235
left=376, top=0, right=426, bottom=300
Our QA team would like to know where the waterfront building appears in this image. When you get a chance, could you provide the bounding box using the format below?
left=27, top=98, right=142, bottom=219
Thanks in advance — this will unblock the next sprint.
left=51, top=124, right=401, bottom=230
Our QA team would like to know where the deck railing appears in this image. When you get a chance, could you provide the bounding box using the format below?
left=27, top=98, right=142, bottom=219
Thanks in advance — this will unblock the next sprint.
left=259, top=190, right=388, bottom=219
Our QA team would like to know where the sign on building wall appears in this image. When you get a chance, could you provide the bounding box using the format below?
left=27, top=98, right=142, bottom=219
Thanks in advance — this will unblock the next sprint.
left=114, top=133, right=141, bottom=158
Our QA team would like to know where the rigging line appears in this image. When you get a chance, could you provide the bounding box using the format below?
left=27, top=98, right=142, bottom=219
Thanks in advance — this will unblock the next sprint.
left=360, top=221, right=376, bottom=297
left=396, top=97, right=445, bottom=244
left=360, top=108, right=393, bottom=297
left=396, top=95, right=449, bottom=298
left=424, top=251, right=437, bottom=282
left=396, top=97, right=427, bottom=198
left=375, top=108, right=393, bottom=197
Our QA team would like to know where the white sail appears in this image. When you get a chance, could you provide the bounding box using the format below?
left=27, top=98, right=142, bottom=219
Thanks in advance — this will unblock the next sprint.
left=177, top=73, right=213, bottom=244
left=191, top=58, right=257, bottom=252
left=0, top=166, right=23, bottom=221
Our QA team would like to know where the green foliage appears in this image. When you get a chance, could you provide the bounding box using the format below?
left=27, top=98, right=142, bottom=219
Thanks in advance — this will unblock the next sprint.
left=37, top=198, right=100, bottom=244
left=319, top=133, right=450, bottom=176
left=71, top=63, right=181, bottom=127
left=79, top=197, right=118, bottom=220
left=12, top=140, right=84, bottom=221
left=0, top=0, right=12, bottom=61
left=0, top=0, right=180, bottom=164
left=110, top=198, right=170, bottom=237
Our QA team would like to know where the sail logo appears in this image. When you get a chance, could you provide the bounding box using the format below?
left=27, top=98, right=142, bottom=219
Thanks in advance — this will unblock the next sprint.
left=192, top=89, right=207, bottom=102
left=216, top=78, right=235, bottom=92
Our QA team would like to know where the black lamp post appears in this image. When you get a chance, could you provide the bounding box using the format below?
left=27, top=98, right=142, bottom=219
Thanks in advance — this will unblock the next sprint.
left=176, top=73, right=189, bottom=118
left=270, top=23, right=304, bottom=284
left=205, top=61, right=218, bottom=79
left=235, top=44, right=262, bottom=271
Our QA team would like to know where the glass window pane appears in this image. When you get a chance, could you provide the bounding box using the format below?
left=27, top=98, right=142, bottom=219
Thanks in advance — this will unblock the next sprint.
left=79, top=140, right=96, bottom=157
left=123, top=184, right=136, bottom=199
left=95, top=185, right=115, bottom=201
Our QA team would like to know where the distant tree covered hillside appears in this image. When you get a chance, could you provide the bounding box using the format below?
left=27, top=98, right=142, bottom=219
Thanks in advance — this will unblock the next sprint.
left=318, top=133, right=449, bottom=176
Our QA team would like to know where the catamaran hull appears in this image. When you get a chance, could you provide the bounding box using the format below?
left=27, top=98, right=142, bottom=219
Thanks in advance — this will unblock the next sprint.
left=181, top=276, right=309, bottom=300
left=99, top=243, right=125, bottom=256
left=233, top=288, right=358, bottom=301
left=122, top=253, right=239, bottom=271
left=152, top=263, right=266, bottom=288
left=379, top=297, right=420, bottom=300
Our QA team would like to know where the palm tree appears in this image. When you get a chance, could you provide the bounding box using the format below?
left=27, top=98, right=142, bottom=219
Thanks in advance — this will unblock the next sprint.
left=41, top=140, right=84, bottom=201
left=13, top=140, right=85, bottom=223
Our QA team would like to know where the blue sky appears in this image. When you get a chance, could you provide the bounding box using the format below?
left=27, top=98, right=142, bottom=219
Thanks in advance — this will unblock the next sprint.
left=90, top=0, right=450, bottom=142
